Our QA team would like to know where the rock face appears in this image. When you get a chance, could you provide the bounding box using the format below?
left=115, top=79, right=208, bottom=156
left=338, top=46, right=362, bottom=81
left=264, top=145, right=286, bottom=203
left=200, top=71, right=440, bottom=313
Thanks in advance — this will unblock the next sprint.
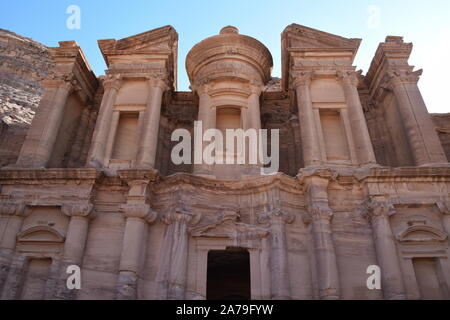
left=0, top=28, right=54, bottom=125
left=0, top=29, right=55, bottom=166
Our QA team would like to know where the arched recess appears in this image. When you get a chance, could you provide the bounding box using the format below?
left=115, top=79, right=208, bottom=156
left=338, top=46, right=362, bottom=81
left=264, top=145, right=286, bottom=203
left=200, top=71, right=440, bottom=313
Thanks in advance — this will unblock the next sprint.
left=395, top=219, right=450, bottom=300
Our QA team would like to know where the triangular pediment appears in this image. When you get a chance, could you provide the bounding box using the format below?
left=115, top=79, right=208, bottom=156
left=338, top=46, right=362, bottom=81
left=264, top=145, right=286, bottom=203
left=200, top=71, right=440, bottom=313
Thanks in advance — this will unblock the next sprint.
left=282, top=24, right=361, bottom=50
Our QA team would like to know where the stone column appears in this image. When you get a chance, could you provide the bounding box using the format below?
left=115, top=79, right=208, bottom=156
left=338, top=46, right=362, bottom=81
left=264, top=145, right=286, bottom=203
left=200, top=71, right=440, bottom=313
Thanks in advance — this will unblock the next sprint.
left=436, top=201, right=450, bottom=245
left=386, top=70, right=447, bottom=166
left=86, top=75, right=122, bottom=168
left=306, top=176, right=340, bottom=299
left=135, top=77, right=168, bottom=168
left=292, top=72, right=322, bottom=167
left=162, top=207, right=201, bottom=299
left=67, top=105, right=92, bottom=167
left=0, top=203, right=25, bottom=294
left=16, top=77, right=73, bottom=168
left=55, top=203, right=94, bottom=299
left=338, top=70, right=377, bottom=165
left=194, top=84, right=215, bottom=175
left=366, top=196, right=406, bottom=299
left=116, top=203, right=156, bottom=300
left=258, top=208, right=294, bottom=300
left=245, top=84, right=264, bottom=174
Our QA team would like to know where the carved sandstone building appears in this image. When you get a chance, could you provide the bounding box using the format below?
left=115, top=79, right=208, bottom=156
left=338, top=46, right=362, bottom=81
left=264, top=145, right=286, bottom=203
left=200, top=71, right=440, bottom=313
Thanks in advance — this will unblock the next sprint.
left=1, top=24, right=450, bottom=300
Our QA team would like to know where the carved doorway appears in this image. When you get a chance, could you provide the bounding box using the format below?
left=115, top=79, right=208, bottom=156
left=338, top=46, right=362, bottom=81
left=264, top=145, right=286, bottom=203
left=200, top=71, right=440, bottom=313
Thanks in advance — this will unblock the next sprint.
left=206, top=247, right=251, bottom=300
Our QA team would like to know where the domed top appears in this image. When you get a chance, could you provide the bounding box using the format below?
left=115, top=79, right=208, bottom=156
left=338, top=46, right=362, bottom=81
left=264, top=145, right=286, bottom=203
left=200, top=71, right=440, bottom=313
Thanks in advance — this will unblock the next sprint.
left=186, top=26, right=273, bottom=86
left=220, top=26, right=239, bottom=35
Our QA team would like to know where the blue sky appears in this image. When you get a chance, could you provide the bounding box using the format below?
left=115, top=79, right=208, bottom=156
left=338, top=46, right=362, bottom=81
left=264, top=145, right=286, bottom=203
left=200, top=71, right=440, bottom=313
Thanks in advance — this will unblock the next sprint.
left=1, top=0, right=449, bottom=113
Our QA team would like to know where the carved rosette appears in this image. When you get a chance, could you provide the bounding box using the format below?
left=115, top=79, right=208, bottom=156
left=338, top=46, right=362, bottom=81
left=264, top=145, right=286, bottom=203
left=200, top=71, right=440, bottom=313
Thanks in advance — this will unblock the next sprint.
left=62, top=203, right=95, bottom=219
left=119, top=203, right=157, bottom=224
left=364, top=197, right=396, bottom=223
left=290, top=71, right=313, bottom=88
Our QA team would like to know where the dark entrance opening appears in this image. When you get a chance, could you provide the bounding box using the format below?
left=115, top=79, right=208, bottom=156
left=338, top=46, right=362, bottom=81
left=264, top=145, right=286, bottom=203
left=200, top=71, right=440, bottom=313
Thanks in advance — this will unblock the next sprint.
left=206, top=247, right=251, bottom=300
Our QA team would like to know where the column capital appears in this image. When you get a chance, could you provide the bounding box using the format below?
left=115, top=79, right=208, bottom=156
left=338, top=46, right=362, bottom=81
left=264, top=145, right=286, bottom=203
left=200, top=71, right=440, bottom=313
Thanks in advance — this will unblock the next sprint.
left=0, top=202, right=26, bottom=217
left=257, top=208, right=295, bottom=224
left=162, top=207, right=201, bottom=226
left=62, top=203, right=95, bottom=219
left=119, top=203, right=157, bottom=224
left=103, top=74, right=123, bottom=90
left=364, top=196, right=396, bottom=222
left=309, top=202, right=333, bottom=221
left=42, top=73, right=79, bottom=91
left=436, top=201, right=450, bottom=216
left=383, top=69, right=422, bottom=89
left=336, top=70, right=361, bottom=87
left=290, top=71, right=314, bottom=88
left=146, top=74, right=169, bottom=91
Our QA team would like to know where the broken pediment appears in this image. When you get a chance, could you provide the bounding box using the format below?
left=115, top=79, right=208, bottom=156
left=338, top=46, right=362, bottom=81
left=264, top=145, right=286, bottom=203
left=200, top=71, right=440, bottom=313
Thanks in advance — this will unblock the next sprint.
left=282, top=24, right=361, bottom=51
left=281, top=24, right=361, bottom=91
left=98, top=25, right=178, bottom=66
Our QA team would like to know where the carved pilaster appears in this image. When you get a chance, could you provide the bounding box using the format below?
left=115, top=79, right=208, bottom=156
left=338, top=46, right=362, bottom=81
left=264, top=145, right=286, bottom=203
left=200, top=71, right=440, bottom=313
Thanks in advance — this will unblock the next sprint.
left=436, top=201, right=450, bottom=244
left=291, top=71, right=322, bottom=167
left=363, top=196, right=406, bottom=300
left=116, top=202, right=157, bottom=300
left=135, top=74, right=168, bottom=169
left=380, top=68, right=447, bottom=165
left=258, top=208, right=294, bottom=300
left=86, top=74, right=123, bottom=168
left=56, top=203, right=94, bottom=300
left=160, top=207, right=201, bottom=300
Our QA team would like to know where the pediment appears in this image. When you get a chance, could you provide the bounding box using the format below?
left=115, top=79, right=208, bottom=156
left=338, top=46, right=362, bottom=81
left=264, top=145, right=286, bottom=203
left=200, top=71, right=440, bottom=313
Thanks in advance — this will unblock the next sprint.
left=17, top=226, right=65, bottom=243
left=190, top=216, right=269, bottom=240
left=282, top=24, right=361, bottom=50
left=98, top=25, right=178, bottom=67
left=396, top=225, right=448, bottom=243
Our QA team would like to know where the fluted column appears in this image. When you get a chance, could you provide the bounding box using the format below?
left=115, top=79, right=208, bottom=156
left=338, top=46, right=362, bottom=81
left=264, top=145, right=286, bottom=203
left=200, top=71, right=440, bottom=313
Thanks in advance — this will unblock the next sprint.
left=135, top=77, right=168, bottom=168
left=0, top=203, right=25, bottom=294
left=56, top=203, right=94, bottom=299
left=86, top=75, right=122, bottom=168
left=366, top=196, right=406, bottom=299
left=162, top=207, right=201, bottom=299
left=306, top=176, right=340, bottom=299
left=16, top=77, right=74, bottom=168
left=258, top=208, right=294, bottom=300
left=385, top=70, right=447, bottom=166
left=194, top=84, right=215, bottom=175
left=292, top=72, right=322, bottom=167
left=116, top=203, right=157, bottom=300
left=338, top=70, right=377, bottom=165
